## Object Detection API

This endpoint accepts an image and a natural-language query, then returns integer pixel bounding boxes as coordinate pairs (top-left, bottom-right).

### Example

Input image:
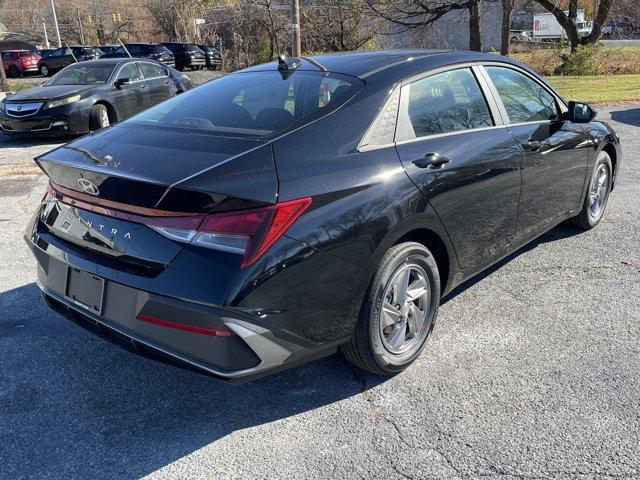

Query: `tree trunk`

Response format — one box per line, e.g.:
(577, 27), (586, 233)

(0, 63), (8, 92)
(469, 0), (482, 51)
(500, 0), (514, 55)
(582, 0), (613, 45)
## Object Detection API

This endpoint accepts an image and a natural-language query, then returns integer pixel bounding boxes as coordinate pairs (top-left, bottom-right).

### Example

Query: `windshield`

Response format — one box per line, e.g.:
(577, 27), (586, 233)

(46, 64), (114, 85)
(129, 70), (363, 138)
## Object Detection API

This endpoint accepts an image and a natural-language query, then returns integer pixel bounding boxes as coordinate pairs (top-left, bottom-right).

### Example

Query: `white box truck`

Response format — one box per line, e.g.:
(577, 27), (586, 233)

(533, 10), (592, 40)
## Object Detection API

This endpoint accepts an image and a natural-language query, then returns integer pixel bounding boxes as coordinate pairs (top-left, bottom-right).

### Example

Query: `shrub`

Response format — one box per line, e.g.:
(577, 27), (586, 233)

(554, 43), (600, 76)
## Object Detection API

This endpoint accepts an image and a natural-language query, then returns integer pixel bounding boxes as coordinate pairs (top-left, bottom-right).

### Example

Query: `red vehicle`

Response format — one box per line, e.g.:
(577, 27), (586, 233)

(2, 50), (39, 78)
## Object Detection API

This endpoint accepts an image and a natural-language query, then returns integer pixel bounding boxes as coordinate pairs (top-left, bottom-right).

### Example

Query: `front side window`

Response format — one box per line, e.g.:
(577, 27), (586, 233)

(485, 66), (559, 123)
(129, 71), (363, 138)
(399, 68), (493, 141)
(117, 63), (143, 82)
(139, 62), (166, 78)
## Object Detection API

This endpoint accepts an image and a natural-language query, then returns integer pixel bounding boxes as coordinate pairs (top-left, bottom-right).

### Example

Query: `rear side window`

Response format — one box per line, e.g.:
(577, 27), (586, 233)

(485, 66), (559, 123)
(129, 71), (363, 138)
(398, 68), (493, 141)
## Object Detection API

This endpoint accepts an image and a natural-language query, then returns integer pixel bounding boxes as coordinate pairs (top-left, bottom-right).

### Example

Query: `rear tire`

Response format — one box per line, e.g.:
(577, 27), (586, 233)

(89, 104), (110, 131)
(8, 65), (20, 78)
(341, 242), (440, 375)
(39, 64), (50, 76)
(568, 151), (612, 230)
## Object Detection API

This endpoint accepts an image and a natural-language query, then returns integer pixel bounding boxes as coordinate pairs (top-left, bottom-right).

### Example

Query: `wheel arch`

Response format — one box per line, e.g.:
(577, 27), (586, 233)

(92, 100), (118, 124)
(601, 142), (618, 190)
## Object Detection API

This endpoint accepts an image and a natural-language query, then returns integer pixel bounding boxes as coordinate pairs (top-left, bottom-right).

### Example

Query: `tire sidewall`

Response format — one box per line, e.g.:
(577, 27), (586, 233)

(40, 65), (49, 76)
(368, 244), (440, 372)
(586, 151), (613, 227)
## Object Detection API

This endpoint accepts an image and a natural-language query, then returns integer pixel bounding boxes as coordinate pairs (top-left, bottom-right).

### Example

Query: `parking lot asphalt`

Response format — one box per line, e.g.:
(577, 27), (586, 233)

(0, 106), (639, 479)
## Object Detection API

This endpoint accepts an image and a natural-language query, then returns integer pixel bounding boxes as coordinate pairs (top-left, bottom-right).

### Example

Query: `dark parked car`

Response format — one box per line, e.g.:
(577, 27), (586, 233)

(36, 48), (57, 58)
(0, 58), (191, 136)
(25, 51), (621, 383)
(97, 44), (120, 55)
(161, 42), (205, 70)
(196, 44), (222, 70)
(2, 50), (39, 77)
(37, 46), (103, 76)
(101, 43), (176, 68)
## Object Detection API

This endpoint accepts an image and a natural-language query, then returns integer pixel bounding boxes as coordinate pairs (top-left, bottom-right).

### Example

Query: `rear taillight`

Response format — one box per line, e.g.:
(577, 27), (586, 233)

(47, 182), (310, 268)
(151, 198), (312, 267)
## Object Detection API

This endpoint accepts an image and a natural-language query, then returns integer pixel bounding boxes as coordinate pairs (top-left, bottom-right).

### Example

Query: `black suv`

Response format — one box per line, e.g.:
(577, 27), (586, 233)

(160, 43), (205, 71)
(37, 46), (102, 76)
(196, 44), (222, 70)
(106, 43), (176, 68)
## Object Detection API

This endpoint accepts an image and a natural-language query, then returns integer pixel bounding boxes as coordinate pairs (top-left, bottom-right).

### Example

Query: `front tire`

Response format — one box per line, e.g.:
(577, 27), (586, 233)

(342, 242), (440, 375)
(89, 104), (110, 131)
(569, 151), (613, 230)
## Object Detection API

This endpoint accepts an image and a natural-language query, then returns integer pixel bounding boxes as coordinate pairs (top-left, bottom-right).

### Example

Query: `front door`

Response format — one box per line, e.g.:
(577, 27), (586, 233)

(395, 67), (523, 270)
(112, 62), (147, 120)
(138, 62), (173, 107)
(482, 65), (590, 237)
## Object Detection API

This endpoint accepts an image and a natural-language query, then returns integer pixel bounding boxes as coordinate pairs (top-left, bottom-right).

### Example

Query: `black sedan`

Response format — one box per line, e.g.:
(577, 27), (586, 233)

(25, 51), (621, 383)
(37, 45), (103, 76)
(1, 58), (192, 136)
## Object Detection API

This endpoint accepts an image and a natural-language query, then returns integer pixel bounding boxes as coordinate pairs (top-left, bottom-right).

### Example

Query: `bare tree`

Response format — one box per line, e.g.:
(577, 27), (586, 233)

(500, 0), (514, 55)
(146, 0), (203, 41)
(533, 0), (613, 52)
(303, 0), (378, 52)
(366, 0), (486, 51)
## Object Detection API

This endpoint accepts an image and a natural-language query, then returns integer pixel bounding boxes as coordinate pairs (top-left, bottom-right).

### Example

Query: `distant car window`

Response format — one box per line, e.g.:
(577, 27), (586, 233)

(128, 44), (141, 54)
(139, 62), (166, 78)
(130, 71), (363, 138)
(1, 52), (10, 60)
(46, 64), (114, 85)
(399, 68), (493, 140)
(163, 43), (180, 53)
(152, 45), (171, 54)
(485, 66), (559, 123)
(117, 62), (143, 82)
(54, 47), (70, 56)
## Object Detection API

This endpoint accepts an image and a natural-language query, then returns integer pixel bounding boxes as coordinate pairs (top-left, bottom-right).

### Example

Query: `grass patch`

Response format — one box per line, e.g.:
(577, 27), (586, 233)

(515, 45), (640, 76)
(548, 74), (640, 104)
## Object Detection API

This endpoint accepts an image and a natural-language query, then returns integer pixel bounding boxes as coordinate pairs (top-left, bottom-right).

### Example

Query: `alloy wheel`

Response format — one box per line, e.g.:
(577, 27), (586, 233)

(589, 163), (609, 219)
(379, 263), (431, 355)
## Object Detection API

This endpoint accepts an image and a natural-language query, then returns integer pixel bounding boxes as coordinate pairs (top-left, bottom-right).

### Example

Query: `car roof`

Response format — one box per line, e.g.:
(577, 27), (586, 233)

(238, 49), (533, 82)
(68, 58), (136, 67)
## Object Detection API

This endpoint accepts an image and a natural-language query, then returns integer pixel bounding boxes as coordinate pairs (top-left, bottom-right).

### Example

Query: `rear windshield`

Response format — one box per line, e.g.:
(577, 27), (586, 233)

(19, 52), (34, 57)
(129, 70), (363, 138)
(186, 44), (203, 53)
(152, 45), (172, 54)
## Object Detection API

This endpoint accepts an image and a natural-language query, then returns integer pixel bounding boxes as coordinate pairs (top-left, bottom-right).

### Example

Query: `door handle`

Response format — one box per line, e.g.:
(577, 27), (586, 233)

(520, 140), (541, 151)
(139, 84), (148, 89)
(163, 80), (170, 84)
(412, 153), (451, 169)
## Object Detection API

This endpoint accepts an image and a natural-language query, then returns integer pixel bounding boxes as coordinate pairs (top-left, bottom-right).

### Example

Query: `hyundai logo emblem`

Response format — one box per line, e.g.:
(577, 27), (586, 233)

(78, 178), (99, 195)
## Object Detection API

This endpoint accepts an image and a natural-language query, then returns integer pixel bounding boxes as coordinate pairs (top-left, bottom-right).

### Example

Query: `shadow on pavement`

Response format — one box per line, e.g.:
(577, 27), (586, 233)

(0, 282), (384, 479)
(0, 133), (72, 148)
(609, 107), (640, 127)
(443, 224), (583, 304)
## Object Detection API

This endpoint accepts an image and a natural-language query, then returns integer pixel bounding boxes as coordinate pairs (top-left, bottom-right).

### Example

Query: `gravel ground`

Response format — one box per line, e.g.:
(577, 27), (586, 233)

(0, 106), (639, 479)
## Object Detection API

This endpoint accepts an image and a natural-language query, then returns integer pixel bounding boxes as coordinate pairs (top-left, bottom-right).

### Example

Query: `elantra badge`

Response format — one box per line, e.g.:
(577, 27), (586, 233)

(78, 178), (99, 195)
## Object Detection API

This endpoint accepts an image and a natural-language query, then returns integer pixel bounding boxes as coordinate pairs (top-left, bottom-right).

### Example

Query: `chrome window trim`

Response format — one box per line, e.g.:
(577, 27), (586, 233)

(478, 63), (568, 126)
(395, 65), (500, 144)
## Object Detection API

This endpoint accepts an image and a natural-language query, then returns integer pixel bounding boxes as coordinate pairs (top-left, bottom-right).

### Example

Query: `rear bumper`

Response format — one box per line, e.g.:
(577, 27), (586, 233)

(25, 220), (343, 383)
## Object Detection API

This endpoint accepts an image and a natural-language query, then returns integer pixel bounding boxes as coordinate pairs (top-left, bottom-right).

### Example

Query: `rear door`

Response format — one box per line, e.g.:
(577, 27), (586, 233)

(480, 65), (589, 237)
(138, 61), (173, 107)
(395, 66), (523, 270)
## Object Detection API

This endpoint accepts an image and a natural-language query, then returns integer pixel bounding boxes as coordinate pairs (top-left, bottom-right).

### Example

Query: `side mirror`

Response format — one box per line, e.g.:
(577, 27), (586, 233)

(114, 78), (131, 89)
(565, 101), (597, 123)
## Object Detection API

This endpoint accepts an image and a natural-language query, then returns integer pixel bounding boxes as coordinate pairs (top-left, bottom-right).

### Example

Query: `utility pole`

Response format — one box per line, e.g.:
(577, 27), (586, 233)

(43, 18), (50, 48)
(77, 8), (85, 44)
(290, 0), (301, 57)
(50, 0), (62, 47)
